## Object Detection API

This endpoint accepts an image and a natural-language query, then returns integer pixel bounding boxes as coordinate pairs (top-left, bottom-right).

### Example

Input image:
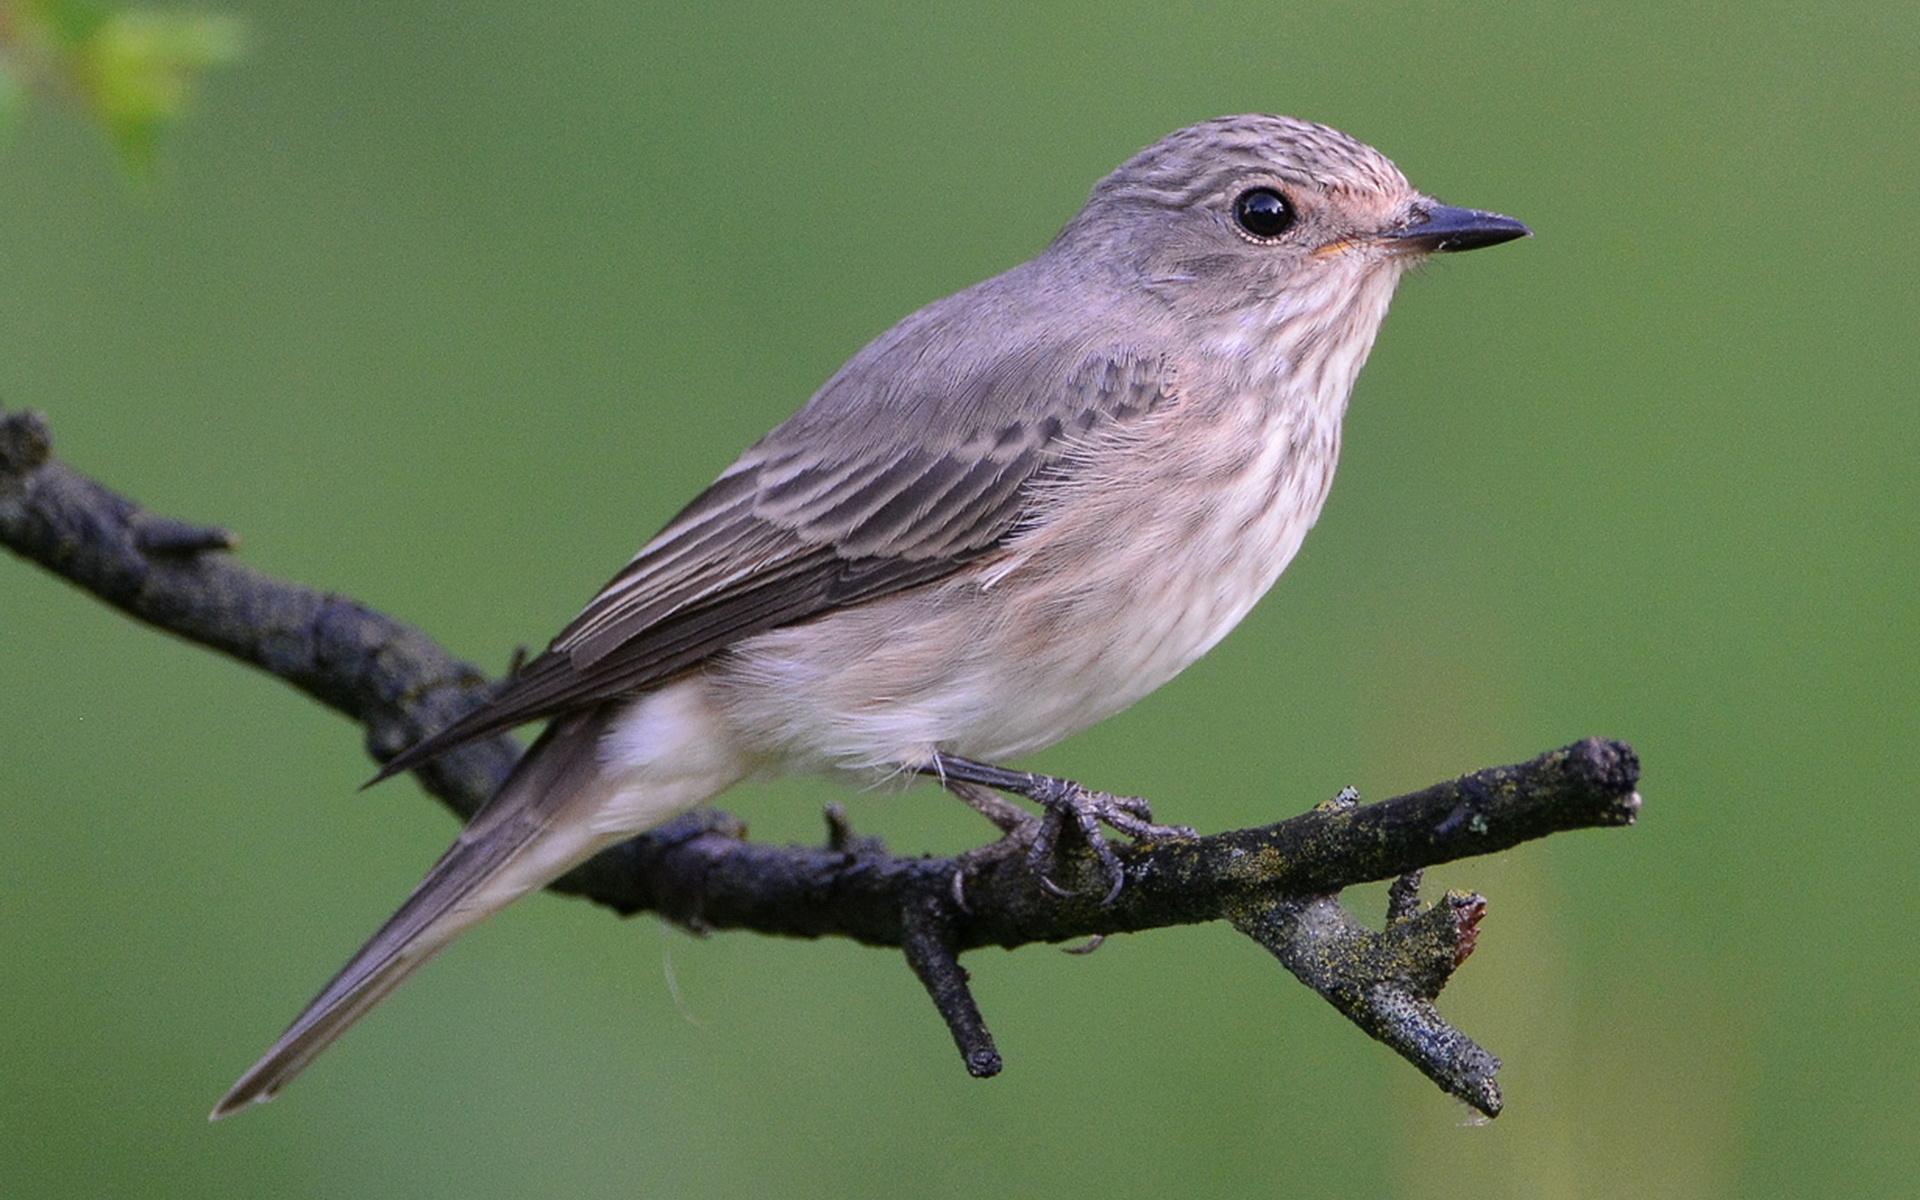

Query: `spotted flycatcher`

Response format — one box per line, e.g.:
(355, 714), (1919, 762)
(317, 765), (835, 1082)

(213, 114), (1528, 1116)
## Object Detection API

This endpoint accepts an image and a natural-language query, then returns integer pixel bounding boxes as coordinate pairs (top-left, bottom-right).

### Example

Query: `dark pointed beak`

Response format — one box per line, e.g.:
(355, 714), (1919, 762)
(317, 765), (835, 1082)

(1382, 203), (1531, 253)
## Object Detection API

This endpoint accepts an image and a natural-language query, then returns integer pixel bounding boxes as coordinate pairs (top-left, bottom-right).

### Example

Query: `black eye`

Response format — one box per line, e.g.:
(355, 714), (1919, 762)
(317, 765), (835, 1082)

(1233, 187), (1296, 240)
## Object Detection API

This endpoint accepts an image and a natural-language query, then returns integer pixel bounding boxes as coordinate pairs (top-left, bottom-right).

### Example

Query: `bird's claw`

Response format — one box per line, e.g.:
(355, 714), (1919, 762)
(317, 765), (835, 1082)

(929, 755), (1193, 906)
(1022, 779), (1194, 905)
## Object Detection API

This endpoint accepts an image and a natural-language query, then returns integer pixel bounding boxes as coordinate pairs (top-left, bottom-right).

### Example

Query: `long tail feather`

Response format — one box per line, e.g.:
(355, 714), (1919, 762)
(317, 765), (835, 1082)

(212, 708), (616, 1119)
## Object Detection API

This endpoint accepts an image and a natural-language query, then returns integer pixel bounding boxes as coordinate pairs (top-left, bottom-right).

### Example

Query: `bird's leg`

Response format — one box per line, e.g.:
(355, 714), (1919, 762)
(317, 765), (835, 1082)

(937, 780), (1037, 911)
(942, 778), (1033, 835)
(922, 753), (1195, 904)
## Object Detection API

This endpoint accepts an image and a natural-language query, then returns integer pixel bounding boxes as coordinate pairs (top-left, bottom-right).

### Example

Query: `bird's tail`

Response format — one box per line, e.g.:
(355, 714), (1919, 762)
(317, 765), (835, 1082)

(211, 708), (622, 1119)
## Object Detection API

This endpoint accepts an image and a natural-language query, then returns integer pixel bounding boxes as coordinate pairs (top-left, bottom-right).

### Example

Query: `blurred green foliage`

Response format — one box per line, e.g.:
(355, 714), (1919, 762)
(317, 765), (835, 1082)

(1, 2), (1916, 1198)
(0, 0), (240, 168)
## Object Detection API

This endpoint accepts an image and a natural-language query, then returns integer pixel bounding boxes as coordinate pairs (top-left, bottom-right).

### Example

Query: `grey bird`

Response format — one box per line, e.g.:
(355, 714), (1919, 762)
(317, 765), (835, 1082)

(212, 114), (1528, 1117)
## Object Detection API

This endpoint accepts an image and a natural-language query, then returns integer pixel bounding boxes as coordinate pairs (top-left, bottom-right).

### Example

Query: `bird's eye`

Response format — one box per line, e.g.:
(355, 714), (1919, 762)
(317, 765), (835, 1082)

(1233, 188), (1297, 240)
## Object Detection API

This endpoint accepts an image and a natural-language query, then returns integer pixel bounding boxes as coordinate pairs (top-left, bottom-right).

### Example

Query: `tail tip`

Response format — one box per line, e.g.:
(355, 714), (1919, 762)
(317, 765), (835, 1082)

(208, 1082), (276, 1122)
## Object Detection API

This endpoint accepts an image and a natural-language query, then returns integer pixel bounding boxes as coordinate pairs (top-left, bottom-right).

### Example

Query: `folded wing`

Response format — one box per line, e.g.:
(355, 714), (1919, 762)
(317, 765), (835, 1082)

(372, 345), (1179, 783)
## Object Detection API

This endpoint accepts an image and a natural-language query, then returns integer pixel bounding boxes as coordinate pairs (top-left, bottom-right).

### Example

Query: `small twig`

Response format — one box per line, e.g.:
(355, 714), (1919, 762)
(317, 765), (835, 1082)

(1234, 883), (1499, 1114)
(901, 889), (1002, 1078)
(131, 514), (238, 555)
(0, 404), (519, 824)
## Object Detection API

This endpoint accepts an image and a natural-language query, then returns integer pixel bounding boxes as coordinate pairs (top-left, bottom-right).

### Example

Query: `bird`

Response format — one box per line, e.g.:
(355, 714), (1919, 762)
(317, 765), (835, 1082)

(211, 113), (1528, 1117)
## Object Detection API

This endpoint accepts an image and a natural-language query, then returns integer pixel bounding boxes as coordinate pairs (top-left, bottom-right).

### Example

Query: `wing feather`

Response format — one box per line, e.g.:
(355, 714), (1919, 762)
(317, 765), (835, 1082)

(371, 325), (1179, 784)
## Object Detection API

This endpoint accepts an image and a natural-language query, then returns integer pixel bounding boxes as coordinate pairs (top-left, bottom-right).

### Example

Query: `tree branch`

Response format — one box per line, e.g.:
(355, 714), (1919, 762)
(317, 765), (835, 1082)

(1, 404), (1640, 1117)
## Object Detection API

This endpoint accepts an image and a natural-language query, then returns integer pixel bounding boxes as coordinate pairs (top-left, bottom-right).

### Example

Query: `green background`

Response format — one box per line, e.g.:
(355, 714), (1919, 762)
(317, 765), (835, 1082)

(3, 1), (1914, 1196)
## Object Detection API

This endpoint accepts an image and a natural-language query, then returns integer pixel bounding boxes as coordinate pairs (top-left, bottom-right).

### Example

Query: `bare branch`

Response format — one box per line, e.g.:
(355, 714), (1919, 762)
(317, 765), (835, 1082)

(2, 404), (1640, 1116)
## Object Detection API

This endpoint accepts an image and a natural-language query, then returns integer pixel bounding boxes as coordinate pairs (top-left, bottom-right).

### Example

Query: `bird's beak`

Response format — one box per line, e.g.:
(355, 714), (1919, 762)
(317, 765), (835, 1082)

(1378, 203), (1531, 253)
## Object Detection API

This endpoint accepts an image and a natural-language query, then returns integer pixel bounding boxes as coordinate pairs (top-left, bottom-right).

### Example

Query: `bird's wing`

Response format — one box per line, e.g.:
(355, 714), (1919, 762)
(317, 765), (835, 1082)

(370, 343), (1177, 782)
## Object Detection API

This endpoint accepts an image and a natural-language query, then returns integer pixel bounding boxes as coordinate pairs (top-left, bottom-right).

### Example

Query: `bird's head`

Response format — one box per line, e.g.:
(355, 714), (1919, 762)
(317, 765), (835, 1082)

(1053, 114), (1528, 333)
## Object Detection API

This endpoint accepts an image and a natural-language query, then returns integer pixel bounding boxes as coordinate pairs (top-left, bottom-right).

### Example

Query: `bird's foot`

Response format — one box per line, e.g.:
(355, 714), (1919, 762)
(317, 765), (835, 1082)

(1021, 777), (1194, 904)
(927, 754), (1195, 905)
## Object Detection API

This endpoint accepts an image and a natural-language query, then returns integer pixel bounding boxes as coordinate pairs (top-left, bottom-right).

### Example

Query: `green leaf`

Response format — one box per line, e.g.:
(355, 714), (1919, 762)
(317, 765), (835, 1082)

(77, 10), (244, 168)
(0, 1), (245, 171)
